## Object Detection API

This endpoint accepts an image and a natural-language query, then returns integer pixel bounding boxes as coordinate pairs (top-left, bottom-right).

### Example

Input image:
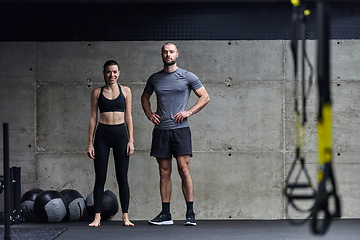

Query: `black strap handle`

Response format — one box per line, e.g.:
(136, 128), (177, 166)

(311, 163), (341, 234)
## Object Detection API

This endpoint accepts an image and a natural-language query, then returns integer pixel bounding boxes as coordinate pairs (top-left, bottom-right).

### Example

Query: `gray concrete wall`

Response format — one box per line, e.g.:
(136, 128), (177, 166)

(0, 40), (359, 220)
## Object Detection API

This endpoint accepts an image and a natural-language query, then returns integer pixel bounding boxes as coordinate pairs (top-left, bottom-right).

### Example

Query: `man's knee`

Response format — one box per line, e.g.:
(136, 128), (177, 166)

(178, 166), (191, 181)
(159, 167), (172, 179)
(157, 158), (172, 178)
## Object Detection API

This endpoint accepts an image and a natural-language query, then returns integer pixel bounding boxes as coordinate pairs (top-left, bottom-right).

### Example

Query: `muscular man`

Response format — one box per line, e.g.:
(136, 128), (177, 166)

(141, 42), (210, 226)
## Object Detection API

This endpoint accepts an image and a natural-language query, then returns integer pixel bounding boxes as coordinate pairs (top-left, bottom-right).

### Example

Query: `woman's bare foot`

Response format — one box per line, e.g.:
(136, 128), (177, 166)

(89, 213), (101, 227)
(123, 213), (134, 226)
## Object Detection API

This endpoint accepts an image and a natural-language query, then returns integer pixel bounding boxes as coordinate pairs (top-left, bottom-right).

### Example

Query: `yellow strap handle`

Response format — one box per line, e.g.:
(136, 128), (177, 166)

(291, 0), (300, 7)
(317, 103), (333, 181)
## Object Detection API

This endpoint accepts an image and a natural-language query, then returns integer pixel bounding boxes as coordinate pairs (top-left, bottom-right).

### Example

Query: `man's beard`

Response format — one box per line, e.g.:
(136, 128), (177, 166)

(163, 58), (176, 66)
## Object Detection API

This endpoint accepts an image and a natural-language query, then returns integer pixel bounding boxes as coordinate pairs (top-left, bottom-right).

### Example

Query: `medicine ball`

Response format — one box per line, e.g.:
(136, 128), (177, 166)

(86, 189), (118, 221)
(60, 189), (86, 222)
(33, 190), (68, 223)
(21, 189), (43, 222)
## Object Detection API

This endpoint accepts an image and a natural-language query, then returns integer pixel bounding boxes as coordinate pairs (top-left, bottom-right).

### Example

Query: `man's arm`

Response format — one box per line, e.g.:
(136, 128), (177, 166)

(141, 91), (161, 125)
(173, 86), (210, 123)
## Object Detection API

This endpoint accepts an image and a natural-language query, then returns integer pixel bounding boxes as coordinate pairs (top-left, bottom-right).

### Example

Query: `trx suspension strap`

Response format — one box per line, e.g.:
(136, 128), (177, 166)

(285, 0), (341, 234)
(312, 0), (341, 234)
(284, 0), (316, 224)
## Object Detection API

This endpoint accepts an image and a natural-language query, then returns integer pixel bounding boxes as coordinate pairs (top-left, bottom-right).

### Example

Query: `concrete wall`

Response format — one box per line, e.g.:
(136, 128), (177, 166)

(0, 40), (359, 220)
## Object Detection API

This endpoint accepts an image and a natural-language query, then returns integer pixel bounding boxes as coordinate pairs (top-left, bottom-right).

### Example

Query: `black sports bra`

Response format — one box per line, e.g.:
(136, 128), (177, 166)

(98, 85), (126, 113)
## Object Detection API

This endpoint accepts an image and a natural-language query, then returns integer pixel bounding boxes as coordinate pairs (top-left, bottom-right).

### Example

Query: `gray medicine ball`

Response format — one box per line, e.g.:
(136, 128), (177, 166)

(33, 190), (68, 223)
(61, 189), (86, 221)
(85, 189), (118, 221)
(21, 188), (43, 222)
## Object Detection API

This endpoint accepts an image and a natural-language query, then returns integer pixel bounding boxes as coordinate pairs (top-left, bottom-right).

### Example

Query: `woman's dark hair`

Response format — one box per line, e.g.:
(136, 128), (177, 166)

(103, 60), (119, 72)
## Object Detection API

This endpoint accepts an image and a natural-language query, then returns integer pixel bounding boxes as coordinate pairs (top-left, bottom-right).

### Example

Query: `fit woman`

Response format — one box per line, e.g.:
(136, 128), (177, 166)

(87, 60), (134, 227)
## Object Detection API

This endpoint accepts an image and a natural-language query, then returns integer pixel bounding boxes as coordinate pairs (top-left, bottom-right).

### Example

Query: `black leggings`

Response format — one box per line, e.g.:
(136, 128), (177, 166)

(93, 123), (130, 214)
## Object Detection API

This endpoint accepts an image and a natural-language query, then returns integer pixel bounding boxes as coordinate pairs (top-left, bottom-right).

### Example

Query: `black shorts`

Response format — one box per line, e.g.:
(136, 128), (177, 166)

(150, 127), (192, 158)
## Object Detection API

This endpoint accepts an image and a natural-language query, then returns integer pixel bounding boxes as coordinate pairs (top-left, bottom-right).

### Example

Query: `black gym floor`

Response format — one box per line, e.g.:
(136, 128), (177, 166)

(2, 219), (360, 240)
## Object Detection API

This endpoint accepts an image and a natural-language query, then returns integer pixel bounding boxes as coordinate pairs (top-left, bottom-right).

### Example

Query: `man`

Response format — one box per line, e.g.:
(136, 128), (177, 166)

(141, 42), (210, 226)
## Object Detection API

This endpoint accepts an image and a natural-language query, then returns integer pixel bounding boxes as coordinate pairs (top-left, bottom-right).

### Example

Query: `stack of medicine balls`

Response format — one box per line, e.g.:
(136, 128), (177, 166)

(20, 189), (118, 223)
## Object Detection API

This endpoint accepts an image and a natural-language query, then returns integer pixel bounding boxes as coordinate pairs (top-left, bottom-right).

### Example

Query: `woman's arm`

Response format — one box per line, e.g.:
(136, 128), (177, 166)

(87, 88), (100, 159)
(123, 86), (134, 155)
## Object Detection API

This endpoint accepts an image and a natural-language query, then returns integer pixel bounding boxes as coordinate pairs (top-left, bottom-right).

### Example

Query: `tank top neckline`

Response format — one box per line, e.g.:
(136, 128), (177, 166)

(101, 85), (122, 101)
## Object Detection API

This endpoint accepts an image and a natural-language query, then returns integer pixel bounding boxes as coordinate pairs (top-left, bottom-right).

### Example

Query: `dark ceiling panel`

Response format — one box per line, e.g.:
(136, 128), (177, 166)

(0, 1), (359, 41)
(0, 0), (290, 3)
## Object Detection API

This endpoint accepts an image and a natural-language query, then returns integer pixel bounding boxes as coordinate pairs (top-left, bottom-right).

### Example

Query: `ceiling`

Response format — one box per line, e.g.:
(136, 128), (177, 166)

(0, 0), (293, 3)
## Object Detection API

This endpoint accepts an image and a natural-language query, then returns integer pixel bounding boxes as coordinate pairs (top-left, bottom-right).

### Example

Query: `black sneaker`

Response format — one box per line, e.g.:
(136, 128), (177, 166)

(148, 212), (174, 225)
(184, 211), (196, 226)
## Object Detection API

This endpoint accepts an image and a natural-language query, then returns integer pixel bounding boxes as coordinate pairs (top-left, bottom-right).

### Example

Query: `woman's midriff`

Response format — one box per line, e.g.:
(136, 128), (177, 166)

(99, 112), (125, 125)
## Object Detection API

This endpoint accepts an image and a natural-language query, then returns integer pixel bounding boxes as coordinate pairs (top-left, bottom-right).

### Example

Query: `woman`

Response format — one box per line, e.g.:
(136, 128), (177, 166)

(87, 60), (134, 227)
